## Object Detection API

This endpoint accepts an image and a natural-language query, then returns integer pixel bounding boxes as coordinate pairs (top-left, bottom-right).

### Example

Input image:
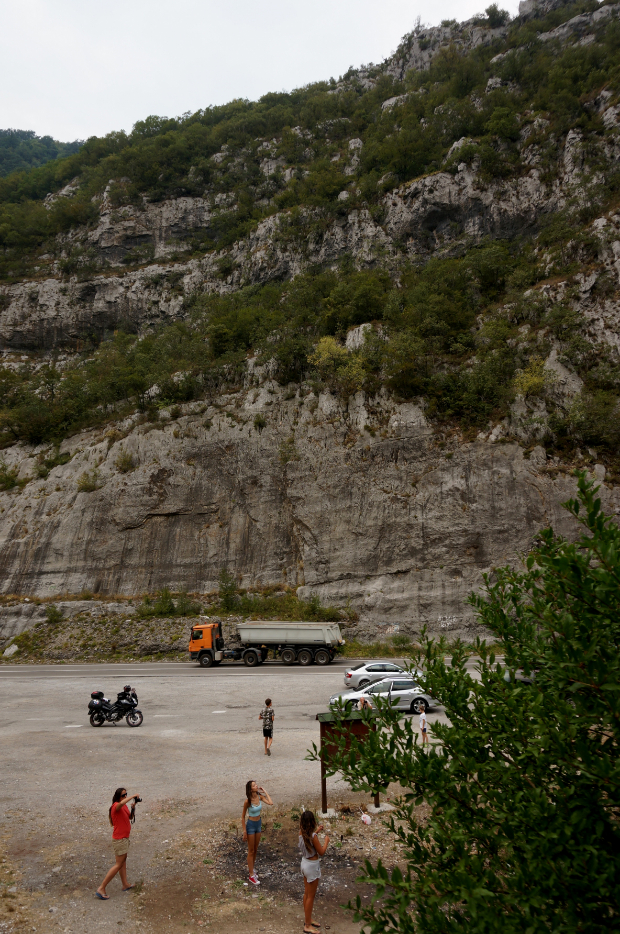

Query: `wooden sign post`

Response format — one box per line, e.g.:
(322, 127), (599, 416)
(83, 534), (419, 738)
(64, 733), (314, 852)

(315, 710), (386, 815)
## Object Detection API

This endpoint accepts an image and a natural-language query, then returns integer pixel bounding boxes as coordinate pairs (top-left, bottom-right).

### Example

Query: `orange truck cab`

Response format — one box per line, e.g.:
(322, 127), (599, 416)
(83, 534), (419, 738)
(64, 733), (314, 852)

(188, 622), (225, 667)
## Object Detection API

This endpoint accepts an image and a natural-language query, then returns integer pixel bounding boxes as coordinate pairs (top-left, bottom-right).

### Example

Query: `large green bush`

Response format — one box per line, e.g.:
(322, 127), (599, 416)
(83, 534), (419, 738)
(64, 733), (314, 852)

(315, 474), (620, 933)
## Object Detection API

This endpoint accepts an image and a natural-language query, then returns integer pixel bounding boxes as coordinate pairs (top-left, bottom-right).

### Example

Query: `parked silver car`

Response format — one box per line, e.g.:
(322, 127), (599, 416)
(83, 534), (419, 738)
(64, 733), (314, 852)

(503, 667), (537, 685)
(330, 676), (439, 714)
(344, 661), (423, 689)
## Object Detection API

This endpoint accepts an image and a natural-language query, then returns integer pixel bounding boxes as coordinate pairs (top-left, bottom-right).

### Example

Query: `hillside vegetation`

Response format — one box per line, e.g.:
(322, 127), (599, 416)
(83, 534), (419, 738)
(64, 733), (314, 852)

(1, 0), (616, 265)
(2, 0), (620, 466)
(0, 129), (82, 178)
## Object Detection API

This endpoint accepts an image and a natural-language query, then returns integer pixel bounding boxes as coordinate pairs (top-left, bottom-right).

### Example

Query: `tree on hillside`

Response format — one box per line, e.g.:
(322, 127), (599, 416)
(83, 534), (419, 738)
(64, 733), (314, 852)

(0, 128), (82, 177)
(313, 472), (620, 933)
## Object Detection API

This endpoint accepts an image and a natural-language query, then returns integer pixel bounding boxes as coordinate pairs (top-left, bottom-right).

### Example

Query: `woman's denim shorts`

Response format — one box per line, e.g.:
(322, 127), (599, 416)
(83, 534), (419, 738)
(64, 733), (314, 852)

(246, 818), (262, 834)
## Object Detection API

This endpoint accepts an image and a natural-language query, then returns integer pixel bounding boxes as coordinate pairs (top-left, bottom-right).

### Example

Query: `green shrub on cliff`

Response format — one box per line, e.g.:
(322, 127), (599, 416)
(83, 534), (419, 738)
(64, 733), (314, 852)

(0, 236), (618, 454)
(136, 588), (202, 618)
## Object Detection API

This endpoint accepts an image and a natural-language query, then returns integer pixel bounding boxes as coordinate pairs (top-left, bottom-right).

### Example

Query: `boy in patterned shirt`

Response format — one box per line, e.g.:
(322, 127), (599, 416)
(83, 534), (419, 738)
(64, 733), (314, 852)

(259, 698), (275, 756)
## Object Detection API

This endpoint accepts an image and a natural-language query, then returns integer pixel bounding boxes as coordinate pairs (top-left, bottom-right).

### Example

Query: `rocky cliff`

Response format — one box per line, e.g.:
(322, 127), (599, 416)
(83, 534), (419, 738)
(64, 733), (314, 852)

(1, 0), (620, 641)
(0, 384), (616, 642)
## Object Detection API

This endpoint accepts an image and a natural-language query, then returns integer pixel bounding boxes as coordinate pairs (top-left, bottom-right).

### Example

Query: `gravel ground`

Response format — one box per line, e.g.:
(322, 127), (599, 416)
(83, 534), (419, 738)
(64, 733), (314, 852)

(0, 664), (440, 933)
(0, 796), (417, 934)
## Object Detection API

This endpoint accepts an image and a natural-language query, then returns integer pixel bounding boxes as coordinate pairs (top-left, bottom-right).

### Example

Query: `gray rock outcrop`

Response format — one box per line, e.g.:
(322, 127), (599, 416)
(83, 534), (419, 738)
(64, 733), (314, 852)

(0, 386), (616, 642)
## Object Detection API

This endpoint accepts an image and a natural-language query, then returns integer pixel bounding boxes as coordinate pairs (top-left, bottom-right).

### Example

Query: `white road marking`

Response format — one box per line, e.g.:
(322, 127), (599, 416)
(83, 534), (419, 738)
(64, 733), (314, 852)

(64, 725), (83, 728)
(212, 710), (227, 713)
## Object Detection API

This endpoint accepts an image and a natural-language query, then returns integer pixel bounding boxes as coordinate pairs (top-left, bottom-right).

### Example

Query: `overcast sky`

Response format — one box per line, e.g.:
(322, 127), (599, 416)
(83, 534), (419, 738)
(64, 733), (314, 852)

(1, 0), (521, 142)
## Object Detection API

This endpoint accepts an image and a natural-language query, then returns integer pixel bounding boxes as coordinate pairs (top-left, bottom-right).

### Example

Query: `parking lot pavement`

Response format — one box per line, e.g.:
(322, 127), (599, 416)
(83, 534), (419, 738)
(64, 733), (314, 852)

(0, 660), (454, 808)
(0, 664), (384, 807)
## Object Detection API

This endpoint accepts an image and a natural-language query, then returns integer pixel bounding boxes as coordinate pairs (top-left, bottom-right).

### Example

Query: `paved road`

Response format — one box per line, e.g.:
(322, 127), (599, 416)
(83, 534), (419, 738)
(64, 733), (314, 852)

(0, 658), (356, 679)
(0, 655), (489, 679)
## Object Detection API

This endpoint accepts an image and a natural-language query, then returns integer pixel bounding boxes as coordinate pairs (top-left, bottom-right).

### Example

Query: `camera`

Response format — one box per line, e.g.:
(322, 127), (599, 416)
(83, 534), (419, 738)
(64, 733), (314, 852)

(134, 796), (142, 803)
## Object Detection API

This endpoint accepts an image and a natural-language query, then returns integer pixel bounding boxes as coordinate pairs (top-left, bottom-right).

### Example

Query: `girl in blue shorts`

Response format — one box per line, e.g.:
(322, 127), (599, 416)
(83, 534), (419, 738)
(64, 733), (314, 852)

(242, 780), (273, 885)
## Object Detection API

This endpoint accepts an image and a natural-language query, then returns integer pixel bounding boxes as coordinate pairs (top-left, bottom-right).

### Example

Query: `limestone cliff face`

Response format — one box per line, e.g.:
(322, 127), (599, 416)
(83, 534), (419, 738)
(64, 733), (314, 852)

(0, 385), (616, 640)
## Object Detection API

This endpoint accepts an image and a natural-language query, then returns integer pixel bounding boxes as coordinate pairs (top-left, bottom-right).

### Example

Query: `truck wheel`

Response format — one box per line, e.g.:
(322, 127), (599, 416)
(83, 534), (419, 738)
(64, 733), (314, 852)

(298, 649), (313, 666)
(315, 649), (330, 666)
(281, 648), (295, 665)
(199, 654), (213, 668)
(244, 651), (259, 667)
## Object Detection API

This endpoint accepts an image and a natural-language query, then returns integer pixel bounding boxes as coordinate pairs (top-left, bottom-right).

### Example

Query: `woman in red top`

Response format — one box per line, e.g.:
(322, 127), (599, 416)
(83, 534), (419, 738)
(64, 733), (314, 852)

(96, 787), (140, 899)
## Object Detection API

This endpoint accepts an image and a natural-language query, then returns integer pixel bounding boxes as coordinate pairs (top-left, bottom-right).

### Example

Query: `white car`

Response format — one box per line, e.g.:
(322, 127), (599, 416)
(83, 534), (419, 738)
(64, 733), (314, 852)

(344, 661), (423, 690)
(330, 676), (439, 714)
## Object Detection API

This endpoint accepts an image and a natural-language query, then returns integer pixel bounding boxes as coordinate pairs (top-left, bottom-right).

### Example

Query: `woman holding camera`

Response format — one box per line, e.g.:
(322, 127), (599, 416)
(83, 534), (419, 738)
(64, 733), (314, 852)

(96, 787), (140, 899)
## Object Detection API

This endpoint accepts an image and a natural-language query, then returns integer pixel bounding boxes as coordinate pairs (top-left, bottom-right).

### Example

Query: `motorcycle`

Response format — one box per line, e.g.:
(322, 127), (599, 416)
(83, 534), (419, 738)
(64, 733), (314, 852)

(88, 684), (144, 727)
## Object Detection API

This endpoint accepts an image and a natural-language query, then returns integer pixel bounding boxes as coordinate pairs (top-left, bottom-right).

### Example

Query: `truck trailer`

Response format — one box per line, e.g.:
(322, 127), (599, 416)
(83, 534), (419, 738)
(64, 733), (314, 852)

(188, 619), (345, 668)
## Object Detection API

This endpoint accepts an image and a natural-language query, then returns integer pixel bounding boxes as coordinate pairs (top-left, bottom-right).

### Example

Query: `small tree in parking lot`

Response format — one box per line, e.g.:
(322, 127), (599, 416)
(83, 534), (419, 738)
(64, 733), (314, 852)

(312, 473), (620, 934)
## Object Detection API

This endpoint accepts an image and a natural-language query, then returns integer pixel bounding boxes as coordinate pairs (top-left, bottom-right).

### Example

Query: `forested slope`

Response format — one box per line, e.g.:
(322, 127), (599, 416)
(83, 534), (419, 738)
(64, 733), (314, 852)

(1, 0), (619, 467)
(0, 129), (82, 178)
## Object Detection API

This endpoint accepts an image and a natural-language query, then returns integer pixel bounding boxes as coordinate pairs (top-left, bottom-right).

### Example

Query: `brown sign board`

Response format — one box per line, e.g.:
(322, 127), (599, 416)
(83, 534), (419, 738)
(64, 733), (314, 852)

(315, 710), (381, 813)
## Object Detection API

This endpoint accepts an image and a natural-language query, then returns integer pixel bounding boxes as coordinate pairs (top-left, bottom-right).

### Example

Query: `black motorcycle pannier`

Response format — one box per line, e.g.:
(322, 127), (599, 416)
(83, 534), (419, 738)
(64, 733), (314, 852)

(88, 699), (101, 710)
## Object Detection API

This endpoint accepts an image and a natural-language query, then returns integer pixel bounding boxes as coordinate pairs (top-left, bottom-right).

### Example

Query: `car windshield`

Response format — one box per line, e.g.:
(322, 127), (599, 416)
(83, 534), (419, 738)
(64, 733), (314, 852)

(349, 664), (364, 671)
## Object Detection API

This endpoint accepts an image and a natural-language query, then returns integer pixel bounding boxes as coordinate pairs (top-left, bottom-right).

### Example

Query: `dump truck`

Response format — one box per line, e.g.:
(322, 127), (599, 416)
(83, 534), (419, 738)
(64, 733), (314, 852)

(188, 619), (345, 668)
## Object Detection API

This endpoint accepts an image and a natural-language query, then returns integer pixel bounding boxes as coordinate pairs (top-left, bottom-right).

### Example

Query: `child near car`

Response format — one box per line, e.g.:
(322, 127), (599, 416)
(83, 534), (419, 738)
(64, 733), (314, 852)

(419, 708), (428, 745)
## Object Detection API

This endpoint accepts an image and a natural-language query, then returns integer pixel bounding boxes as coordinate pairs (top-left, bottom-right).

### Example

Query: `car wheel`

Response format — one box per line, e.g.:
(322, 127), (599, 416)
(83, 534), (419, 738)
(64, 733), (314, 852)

(315, 649), (330, 666)
(89, 712), (105, 727)
(358, 679), (370, 688)
(281, 648), (295, 665)
(298, 649), (313, 666)
(199, 653), (213, 668)
(411, 698), (428, 714)
(244, 651), (259, 667)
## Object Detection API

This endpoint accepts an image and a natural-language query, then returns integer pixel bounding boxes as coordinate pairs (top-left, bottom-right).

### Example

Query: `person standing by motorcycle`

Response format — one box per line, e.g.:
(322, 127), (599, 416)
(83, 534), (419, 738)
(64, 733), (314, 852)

(96, 787), (140, 899)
